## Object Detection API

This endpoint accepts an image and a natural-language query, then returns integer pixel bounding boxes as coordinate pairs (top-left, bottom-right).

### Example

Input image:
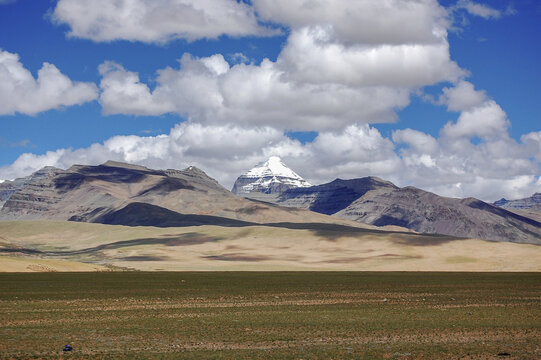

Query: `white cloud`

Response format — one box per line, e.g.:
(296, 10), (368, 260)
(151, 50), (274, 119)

(253, 0), (449, 45)
(0, 123), (294, 189)
(439, 80), (487, 112)
(92, 0), (464, 131)
(389, 130), (540, 200)
(52, 0), (276, 43)
(311, 125), (394, 159)
(278, 26), (464, 88)
(0, 49), (98, 116)
(441, 100), (510, 140)
(389, 96), (539, 200)
(98, 61), (176, 116)
(521, 131), (541, 162)
(95, 9), (463, 129)
(98, 54), (412, 131)
(2, 1), (538, 203)
(0, 123), (400, 190)
(393, 129), (439, 154)
(1, 118), (539, 202)
(455, 0), (502, 19)
(229, 53), (250, 65)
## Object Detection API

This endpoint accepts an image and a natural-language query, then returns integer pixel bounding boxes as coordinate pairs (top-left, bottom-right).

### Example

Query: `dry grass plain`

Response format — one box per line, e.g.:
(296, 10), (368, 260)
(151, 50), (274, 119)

(0, 272), (539, 359)
(0, 220), (540, 272)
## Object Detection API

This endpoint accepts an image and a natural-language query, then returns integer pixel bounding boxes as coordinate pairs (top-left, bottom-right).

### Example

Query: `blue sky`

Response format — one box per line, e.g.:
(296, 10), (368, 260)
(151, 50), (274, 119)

(0, 0), (540, 201)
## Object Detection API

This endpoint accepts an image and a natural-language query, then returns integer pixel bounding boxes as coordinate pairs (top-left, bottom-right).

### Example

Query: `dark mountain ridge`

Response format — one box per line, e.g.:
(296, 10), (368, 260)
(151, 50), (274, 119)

(278, 177), (397, 215)
(274, 177), (541, 244)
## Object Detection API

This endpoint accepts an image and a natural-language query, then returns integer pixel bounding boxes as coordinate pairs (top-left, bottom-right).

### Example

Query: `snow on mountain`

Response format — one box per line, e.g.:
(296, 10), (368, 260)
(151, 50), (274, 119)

(243, 156), (306, 180)
(232, 156), (311, 198)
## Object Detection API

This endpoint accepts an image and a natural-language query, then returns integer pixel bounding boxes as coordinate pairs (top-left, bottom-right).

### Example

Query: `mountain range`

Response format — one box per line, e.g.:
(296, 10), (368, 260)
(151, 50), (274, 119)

(232, 157), (541, 244)
(1, 158), (540, 245)
(0, 160), (365, 228)
(1, 159), (540, 272)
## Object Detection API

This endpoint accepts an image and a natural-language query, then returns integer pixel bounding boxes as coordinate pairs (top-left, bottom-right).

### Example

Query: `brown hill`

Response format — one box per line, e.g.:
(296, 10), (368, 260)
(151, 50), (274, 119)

(0, 161), (372, 228)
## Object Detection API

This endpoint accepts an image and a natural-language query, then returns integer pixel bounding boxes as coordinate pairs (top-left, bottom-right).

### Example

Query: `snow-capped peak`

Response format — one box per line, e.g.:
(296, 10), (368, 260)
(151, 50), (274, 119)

(243, 156), (308, 182)
(232, 156), (311, 196)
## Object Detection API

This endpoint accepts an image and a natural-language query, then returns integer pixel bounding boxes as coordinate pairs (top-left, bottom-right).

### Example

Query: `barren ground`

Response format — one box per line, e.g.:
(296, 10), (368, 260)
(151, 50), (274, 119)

(0, 220), (539, 272)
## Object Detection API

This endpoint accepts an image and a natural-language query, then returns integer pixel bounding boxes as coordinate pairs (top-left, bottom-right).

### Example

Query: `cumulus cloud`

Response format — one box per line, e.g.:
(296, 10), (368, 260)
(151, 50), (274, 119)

(253, 0), (449, 45)
(98, 61), (176, 116)
(0, 123), (401, 190)
(98, 53), (413, 130)
(278, 26), (464, 88)
(304, 124), (401, 180)
(0, 49), (98, 116)
(95, 0), (463, 131)
(439, 80), (487, 112)
(441, 100), (510, 140)
(0, 123), (296, 188)
(393, 129), (439, 155)
(521, 131), (541, 162)
(390, 128), (540, 200)
(391, 95), (539, 200)
(2, 117), (538, 202)
(52, 0), (276, 43)
(2, 0), (539, 202)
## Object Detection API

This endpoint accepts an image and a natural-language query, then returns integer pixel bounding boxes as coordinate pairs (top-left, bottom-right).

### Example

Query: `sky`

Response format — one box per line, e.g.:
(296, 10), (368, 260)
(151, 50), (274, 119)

(0, 0), (540, 202)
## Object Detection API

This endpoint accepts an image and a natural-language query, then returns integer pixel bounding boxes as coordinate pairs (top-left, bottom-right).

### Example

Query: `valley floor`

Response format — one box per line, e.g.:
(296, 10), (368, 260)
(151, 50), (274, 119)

(0, 272), (539, 359)
(0, 220), (540, 272)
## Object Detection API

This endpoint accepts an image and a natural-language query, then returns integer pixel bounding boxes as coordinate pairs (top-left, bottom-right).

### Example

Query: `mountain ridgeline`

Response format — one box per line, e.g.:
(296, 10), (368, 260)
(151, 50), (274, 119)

(494, 193), (541, 210)
(1, 159), (540, 244)
(493, 193), (541, 223)
(0, 161), (360, 228)
(233, 157), (541, 244)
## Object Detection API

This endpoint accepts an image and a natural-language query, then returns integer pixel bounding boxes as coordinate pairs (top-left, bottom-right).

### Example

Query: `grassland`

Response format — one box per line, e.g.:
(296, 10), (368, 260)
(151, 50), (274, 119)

(0, 272), (539, 359)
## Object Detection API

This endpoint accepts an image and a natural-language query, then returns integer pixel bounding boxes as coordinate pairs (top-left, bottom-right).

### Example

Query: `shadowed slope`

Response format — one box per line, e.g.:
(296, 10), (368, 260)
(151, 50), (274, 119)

(90, 202), (255, 228)
(274, 178), (541, 244)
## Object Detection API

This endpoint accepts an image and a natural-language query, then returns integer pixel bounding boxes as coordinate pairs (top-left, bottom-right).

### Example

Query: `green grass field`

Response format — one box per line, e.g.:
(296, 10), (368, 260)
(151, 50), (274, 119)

(1, 272), (539, 359)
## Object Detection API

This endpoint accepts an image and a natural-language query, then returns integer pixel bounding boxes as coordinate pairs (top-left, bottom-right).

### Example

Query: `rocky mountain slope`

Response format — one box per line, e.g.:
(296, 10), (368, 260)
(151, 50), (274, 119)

(232, 156), (311, 202)
(494, 193), (541, 210)
(0, 166), (59, 209)
(3, 161), (540, 244)
(274, 177), (541, 244)
(493, 193), (541, 223)
(0, 161), (366, 228)
(276, 177), (398, 214)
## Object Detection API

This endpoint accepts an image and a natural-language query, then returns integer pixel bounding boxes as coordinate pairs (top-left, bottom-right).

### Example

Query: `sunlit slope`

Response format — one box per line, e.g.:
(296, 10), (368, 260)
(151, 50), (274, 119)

(0, 161), (379, 228)
(1, 220), (539, 272)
